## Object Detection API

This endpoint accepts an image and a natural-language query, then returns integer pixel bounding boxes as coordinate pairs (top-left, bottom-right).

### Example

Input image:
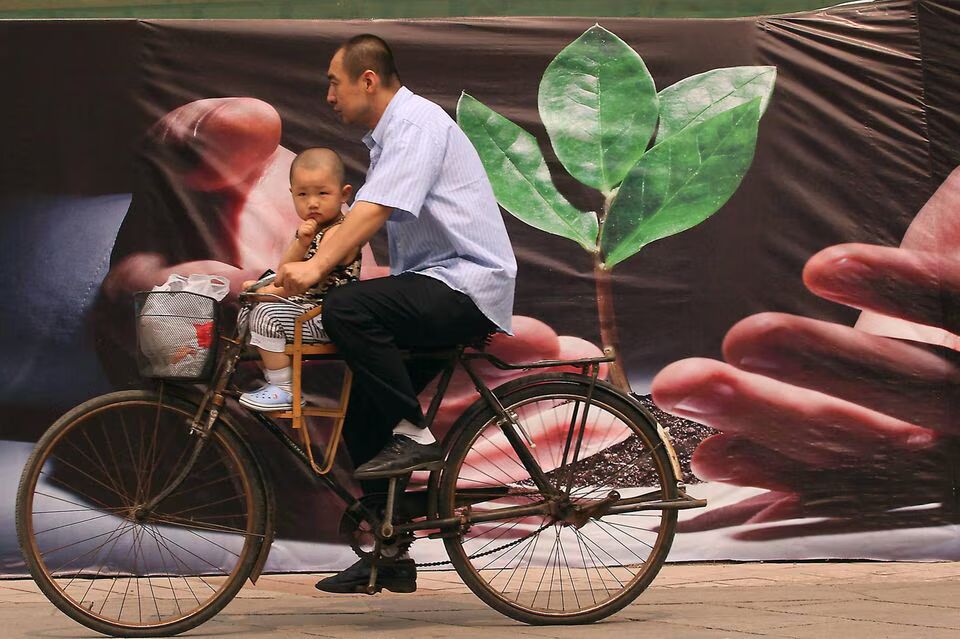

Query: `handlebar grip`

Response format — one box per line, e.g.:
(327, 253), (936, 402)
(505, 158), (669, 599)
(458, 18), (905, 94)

(245, 272), (277, 293)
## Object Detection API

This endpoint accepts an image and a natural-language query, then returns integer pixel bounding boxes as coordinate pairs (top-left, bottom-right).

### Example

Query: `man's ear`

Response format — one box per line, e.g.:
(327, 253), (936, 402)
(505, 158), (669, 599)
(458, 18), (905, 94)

(361, 69), (378, 93)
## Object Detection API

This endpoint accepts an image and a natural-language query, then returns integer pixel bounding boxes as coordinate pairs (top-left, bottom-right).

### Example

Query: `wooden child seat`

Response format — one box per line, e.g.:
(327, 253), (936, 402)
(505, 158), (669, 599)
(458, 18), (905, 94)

(273, 304), (351, 475)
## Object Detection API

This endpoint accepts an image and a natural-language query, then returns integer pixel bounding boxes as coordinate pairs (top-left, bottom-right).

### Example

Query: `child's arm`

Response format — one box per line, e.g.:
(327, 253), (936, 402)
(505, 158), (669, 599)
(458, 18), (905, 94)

(247, 219), (321, 298)
(278, 218), (320, 267)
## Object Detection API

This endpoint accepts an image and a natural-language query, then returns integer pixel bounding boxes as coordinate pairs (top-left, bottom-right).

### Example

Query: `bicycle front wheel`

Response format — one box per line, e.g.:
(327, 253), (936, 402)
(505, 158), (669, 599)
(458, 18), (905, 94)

(440, 374), (678, 625)
(16, 390), (267, 637)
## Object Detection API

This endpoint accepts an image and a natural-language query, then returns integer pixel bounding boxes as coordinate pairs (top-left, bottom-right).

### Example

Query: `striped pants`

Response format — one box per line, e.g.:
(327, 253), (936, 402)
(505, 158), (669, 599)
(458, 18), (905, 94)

(239, 302), (330, 353)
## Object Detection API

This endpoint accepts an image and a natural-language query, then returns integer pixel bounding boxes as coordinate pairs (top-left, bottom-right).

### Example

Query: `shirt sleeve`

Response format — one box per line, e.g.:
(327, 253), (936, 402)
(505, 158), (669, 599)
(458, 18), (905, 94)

(354, 119), (445, 218)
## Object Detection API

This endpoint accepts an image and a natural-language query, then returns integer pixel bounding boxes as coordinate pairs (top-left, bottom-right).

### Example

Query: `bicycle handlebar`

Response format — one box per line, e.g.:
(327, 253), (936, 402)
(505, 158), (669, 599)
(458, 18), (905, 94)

(238, 272), (306, 309)
(244, 272), (277, 292)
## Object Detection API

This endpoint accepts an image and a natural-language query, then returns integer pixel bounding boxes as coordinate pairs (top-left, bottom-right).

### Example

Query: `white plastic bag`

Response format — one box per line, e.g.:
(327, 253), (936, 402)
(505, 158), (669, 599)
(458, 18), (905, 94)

(138, 274), (228, 377)
(151, 273), (230, 300)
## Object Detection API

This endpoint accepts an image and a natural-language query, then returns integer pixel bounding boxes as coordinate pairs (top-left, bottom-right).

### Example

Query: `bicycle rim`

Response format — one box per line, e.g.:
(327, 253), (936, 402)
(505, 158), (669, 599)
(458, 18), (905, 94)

(16, 391), (265, 637)
(441, 378), (677, 624)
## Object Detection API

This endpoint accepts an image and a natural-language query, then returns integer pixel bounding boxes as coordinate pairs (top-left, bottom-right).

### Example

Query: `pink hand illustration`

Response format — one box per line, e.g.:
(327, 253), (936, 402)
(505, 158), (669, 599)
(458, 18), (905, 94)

(101, 97), (301, 300)
(651, 167), (960, 539)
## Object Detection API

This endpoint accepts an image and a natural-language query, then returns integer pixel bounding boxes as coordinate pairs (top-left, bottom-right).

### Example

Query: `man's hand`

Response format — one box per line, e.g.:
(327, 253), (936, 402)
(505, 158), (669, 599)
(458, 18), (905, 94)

(275, 260), (324, 296)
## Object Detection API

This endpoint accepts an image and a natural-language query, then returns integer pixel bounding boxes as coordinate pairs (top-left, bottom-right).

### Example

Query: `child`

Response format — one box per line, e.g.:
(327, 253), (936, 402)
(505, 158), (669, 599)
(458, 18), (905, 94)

(239, 147), (360, 411)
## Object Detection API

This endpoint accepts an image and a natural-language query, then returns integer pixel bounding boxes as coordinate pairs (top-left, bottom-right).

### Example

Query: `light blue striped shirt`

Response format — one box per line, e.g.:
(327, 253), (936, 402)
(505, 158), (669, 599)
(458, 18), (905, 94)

(354, 86), (517, 333)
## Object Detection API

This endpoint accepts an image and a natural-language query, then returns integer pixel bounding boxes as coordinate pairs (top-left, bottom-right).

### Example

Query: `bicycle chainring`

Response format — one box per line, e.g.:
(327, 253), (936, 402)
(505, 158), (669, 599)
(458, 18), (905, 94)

(339, 501), (414, 564)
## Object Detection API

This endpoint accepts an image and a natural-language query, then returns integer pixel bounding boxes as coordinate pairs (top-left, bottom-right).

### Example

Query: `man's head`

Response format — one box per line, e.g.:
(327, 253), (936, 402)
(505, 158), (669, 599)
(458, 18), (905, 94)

(289, 148), (351, 224)
(327, 34), (401, 128)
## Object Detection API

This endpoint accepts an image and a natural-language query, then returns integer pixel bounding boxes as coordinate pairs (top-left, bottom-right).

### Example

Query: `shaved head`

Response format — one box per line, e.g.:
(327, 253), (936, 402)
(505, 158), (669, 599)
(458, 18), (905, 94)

(289, 147), (345, 185)
(337, 34), (400, 85)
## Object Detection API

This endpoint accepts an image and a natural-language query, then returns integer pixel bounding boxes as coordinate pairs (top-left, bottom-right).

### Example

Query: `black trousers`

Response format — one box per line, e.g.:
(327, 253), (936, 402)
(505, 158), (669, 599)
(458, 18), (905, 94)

(322, 273), (495, 494)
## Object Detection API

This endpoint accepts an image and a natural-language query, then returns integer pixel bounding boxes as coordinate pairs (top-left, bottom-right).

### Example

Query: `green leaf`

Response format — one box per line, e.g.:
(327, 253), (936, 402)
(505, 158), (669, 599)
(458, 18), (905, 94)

(600, 98), (762, 269)
(457, 93), (598, 250)
(538, 24), (659, 193)
(656, 66), (776, 143)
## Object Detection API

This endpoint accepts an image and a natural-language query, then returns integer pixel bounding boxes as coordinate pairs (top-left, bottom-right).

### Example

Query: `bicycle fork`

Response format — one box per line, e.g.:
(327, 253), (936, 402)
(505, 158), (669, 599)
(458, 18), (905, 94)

(138, 334), (245, 516)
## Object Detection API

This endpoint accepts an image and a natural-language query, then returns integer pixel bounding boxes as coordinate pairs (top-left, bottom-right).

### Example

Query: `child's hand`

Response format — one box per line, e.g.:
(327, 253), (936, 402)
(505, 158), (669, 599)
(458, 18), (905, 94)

(241, 279), (256, 290)
(297, 219), (319, 244)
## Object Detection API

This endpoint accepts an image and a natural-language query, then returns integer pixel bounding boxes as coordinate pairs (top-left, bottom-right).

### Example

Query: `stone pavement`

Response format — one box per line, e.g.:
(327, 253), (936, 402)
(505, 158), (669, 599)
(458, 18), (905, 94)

(1, 562), (958, 638)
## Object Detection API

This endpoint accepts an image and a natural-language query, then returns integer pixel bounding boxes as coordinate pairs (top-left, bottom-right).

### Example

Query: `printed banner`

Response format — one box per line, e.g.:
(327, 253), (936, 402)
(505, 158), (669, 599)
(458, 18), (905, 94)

(2, 0), (959, 577)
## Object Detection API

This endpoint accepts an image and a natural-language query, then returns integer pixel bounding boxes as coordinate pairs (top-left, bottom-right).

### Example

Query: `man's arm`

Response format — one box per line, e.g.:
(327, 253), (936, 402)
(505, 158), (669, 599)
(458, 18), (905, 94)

(275, 201), (392, 295)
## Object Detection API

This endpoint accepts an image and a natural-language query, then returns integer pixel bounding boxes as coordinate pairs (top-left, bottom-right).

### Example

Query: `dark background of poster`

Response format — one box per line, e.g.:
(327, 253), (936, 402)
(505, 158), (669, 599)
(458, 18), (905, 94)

(1, 0), (958, 569)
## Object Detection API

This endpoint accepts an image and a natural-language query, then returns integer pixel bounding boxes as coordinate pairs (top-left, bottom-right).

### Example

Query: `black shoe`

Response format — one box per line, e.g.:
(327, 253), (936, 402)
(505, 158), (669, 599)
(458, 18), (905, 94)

(315, 557), (416, 594)
(354, 434), (444, 479)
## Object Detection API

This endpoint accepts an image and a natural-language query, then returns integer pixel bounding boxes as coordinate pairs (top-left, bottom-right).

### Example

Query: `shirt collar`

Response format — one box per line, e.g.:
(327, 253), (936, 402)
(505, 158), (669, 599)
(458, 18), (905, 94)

(362, 86), (413, 149)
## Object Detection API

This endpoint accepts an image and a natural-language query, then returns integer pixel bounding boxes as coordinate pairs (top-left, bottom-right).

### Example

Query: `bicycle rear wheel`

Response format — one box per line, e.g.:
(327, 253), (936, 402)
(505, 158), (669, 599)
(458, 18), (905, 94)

(440, 374), (678, 625)
(16, 390), (267, 637)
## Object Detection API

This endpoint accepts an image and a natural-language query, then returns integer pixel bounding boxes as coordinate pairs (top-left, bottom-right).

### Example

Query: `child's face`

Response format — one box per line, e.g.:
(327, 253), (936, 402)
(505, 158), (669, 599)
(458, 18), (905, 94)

(290, 166), (351, 224)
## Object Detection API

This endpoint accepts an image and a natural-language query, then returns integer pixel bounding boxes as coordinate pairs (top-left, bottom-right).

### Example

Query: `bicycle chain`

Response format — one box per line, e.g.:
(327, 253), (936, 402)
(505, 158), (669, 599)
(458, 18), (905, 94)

(414, 522), (553, 568)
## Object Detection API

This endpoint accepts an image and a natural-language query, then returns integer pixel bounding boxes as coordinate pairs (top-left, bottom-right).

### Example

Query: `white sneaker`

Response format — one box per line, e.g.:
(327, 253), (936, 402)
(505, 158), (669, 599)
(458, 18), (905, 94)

(238, 384), (305, 411)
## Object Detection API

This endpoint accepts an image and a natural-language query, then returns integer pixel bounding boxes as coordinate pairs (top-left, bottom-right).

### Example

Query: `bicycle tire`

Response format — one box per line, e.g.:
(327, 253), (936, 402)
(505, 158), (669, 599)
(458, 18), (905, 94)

(16, 390), (267, 637)
(439, 373), (678, 625)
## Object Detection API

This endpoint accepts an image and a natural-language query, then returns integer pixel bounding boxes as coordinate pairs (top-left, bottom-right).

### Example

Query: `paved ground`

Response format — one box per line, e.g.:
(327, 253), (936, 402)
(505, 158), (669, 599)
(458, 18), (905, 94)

(1, 562), (958, 638)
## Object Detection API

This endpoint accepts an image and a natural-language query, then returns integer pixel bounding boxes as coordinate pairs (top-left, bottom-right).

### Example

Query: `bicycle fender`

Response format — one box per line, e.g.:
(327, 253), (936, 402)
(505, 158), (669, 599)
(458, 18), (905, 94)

(440, 372), (683, 486)
(627, 393), (684, 484)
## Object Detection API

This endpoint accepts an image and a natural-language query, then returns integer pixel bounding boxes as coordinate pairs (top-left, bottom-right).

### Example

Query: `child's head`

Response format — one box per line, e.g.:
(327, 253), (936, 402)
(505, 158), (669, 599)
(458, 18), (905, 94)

(289, 147), (352, 225)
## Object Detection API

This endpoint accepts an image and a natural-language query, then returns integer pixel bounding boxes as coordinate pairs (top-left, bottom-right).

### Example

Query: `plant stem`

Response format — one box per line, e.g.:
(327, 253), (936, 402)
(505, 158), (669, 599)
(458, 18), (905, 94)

(595, 193), (631, 393)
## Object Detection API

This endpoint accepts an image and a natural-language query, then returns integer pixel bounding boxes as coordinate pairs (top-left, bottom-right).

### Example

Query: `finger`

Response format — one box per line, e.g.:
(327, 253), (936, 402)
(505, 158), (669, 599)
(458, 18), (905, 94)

(899, 165), (960, 252)
(458, 392), (634, 485)
(722, 312), (960, 435)
(151, 98), (282, 191)
(732, 506), (955, 541)
(804, 244), (960, 338)
(650, 358), (936, 467)
(429, 321), (607, 436)
(675, 491), (790, 533)
(433, 317), (562, 404)
(690, 434), (803, 491)
(483, 316), (561, 376)
(694, 431), (954, 511)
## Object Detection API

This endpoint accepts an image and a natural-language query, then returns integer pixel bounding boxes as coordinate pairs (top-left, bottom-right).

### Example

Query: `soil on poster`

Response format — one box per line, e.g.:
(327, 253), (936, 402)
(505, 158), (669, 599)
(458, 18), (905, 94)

(573, 395), (716, 487)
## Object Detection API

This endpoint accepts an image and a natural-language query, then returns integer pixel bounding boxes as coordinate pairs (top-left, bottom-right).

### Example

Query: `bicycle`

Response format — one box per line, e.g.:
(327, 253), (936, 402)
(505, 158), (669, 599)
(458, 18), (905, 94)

(15, 275), (706, 637)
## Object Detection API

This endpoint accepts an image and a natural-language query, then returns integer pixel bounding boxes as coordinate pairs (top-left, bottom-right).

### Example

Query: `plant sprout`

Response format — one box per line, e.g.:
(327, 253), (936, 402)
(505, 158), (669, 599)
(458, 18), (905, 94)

(458, 24), (776, 390)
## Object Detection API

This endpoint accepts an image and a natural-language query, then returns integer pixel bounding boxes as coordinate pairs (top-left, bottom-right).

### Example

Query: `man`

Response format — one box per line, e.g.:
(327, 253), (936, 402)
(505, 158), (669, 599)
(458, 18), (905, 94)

(275, 34), (517, 593)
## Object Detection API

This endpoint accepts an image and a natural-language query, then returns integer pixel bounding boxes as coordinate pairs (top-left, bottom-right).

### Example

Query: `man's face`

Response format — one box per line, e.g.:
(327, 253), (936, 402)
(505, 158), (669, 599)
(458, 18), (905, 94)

(327, 49), (369, 127)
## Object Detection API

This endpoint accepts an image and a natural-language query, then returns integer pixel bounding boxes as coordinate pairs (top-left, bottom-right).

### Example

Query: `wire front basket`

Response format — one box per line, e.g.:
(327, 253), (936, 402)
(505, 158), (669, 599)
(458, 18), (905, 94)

(134, 291), (220, 380)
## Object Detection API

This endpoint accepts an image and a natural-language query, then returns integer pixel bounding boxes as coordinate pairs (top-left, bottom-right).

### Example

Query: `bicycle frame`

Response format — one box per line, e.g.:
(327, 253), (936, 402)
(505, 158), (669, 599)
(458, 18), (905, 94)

(140, 299), (704, 584)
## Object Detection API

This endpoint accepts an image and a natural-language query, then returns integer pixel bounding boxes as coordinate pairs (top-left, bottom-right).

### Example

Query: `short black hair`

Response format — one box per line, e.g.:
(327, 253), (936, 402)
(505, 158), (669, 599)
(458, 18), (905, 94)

(289, 147), (345, 186)
(338, 34), (400, 84)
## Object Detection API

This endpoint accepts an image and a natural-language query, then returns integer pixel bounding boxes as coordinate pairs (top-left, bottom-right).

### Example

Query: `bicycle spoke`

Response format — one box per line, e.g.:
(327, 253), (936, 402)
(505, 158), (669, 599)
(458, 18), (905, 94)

(497, 518), (547, 596)
(34, 511), (118, 536)
(162, 469), (239, 504)
(67, 435), (127, 504)
(164, 493), (245, 518)
(20, 395), (262, 632)
(45, 455), (130, 507)
(150, 514), (258, 538)
(445, 385), (677, 620)
(75, 518), (132, 611)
